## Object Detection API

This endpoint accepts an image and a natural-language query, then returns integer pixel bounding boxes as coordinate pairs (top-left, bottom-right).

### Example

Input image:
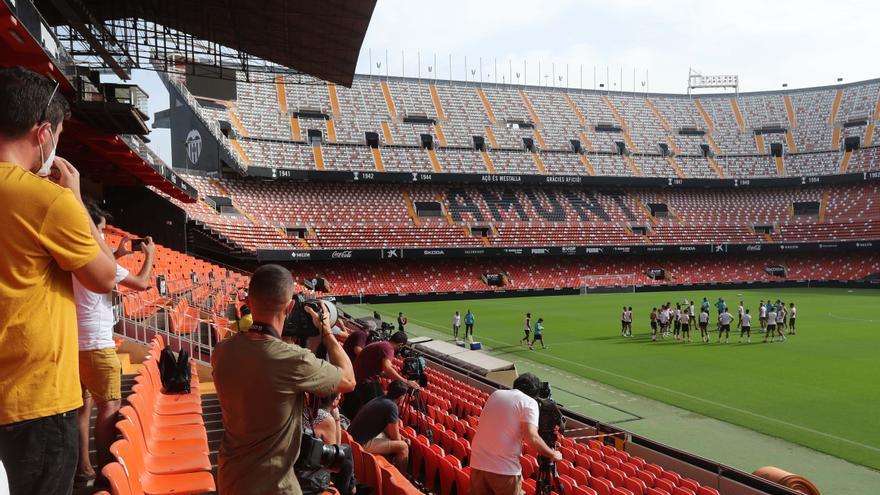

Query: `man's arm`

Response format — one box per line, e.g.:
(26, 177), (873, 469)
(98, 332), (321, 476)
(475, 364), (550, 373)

(381, 358), (420, 390)
(49, 157), (116, 292)
(521, 423), (562, 461)
(306, 304), (355, 393)
(385, 420), (403, 441)
(119, 237), (155, 290)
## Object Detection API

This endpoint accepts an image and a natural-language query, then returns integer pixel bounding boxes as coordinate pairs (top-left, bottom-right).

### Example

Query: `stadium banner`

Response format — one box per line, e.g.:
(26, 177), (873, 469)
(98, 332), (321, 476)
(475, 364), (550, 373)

(246, 166), (880, 188)
(256, 241), (878, 262)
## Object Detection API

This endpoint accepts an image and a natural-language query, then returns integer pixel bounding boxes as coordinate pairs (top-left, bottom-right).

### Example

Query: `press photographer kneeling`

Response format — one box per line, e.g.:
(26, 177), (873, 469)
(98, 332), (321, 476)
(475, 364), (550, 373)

(212, 264), (356, 495)
(470, 373), (563, 495)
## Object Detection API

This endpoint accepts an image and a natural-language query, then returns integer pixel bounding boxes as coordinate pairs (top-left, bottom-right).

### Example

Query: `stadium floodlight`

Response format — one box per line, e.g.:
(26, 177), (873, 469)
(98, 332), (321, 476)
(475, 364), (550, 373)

(687, 68), (739, 95)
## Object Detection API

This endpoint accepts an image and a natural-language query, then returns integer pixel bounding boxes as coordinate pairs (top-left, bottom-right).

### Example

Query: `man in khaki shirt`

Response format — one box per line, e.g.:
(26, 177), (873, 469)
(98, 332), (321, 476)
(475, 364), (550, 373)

(212, 265), (355, 495)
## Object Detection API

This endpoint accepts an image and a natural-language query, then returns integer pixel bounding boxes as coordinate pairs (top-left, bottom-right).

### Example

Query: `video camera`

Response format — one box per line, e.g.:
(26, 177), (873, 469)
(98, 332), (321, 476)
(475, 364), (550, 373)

(534, 381), (566, 495)
(399, 345), (428, 387)
(366, 321), (395, 344)
(283, 294), (338, 339)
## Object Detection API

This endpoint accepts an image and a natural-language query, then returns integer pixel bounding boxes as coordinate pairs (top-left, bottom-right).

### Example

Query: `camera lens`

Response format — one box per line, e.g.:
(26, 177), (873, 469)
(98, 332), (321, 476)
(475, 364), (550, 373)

(320, 443), (350, 469)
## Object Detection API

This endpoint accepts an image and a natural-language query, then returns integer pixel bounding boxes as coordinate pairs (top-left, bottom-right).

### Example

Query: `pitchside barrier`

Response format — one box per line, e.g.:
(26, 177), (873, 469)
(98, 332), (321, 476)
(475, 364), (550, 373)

(337, 278), (878, 304)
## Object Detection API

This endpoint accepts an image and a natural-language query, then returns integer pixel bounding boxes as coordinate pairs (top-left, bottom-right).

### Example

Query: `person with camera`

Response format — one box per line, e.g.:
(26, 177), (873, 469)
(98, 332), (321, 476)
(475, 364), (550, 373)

(342, 324), (368, 363)
(470, 373), (562, 495)
(0, 67), (120, 495)
(342, 331), (419, 418)
(212, 264), (356, 495)
(348, 380), (411, 471)
(74, 200), (157, 485)
(299, 393), (355, 495)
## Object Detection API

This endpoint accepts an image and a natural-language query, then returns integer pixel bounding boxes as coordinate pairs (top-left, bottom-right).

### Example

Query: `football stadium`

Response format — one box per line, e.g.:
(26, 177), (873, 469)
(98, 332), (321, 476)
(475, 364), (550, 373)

(0, 1), (878, 495)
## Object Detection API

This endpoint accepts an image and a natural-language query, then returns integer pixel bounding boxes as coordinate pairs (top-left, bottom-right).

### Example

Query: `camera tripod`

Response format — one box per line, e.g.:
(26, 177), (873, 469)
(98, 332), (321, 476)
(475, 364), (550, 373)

(534, 454), (564, 495)
(400, 387), (433, 441)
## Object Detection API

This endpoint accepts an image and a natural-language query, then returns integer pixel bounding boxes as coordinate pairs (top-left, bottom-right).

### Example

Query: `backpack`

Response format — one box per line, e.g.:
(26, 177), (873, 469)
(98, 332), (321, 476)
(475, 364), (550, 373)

(158, 346), (191, 394)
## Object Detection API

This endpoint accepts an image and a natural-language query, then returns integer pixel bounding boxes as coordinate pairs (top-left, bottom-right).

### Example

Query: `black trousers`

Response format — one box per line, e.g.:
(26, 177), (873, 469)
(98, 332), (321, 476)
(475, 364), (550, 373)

(0, 410), (78, 495)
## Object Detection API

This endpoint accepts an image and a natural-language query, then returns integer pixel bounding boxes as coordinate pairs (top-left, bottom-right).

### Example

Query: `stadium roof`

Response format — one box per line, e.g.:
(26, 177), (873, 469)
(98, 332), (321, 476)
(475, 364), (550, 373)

(35, 0), (376, 86)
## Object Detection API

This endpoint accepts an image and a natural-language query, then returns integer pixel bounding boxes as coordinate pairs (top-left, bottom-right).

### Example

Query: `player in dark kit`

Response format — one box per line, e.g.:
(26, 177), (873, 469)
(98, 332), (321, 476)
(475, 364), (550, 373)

(521, 312), (532, 344)
(650, 308), (658, 341)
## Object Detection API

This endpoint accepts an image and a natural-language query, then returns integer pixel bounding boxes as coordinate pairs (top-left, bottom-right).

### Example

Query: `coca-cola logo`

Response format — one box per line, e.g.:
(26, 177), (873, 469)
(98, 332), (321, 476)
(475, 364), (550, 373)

(331, 250), (353, 259)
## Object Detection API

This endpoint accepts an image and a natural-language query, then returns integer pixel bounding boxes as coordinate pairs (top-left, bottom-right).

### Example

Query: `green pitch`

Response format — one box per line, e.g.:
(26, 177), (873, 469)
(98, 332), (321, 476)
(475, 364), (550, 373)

(368, 288), (880, 470)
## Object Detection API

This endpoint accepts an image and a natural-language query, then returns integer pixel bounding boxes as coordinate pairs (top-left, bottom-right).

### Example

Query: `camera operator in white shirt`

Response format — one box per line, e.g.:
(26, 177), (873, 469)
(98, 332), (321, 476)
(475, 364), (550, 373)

(470, 373), (562, 494)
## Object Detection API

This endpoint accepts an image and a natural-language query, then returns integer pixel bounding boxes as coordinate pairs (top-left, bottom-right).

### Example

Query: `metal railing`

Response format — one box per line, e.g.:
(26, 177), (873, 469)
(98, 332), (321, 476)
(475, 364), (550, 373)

(112, 280), (241, 366)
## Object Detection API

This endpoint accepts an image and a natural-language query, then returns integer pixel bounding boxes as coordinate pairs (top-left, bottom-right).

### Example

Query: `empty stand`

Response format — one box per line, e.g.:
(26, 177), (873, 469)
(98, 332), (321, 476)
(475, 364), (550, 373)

(173, 71), (880, 178)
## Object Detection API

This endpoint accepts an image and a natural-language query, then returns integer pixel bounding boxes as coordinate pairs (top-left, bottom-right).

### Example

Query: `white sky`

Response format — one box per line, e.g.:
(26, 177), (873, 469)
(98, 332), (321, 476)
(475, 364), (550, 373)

(135, 0), (880, 164)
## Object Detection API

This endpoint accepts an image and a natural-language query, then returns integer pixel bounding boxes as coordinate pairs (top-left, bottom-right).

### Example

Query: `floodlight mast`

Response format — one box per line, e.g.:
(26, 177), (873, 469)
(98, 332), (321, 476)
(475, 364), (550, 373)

(687, 68), (740, 95)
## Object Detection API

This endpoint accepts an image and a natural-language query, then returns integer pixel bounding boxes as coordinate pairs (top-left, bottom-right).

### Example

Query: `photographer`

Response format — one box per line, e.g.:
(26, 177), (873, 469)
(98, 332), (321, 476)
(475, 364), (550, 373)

(471, 373), (561, 495)
(342, 332), (419, 418)
(75, 200), (156, 485)
(348, 380), (410, 471)
(342, 324), (368, 363)
(212, 264), (356, 495)
(301, 393), (354, 495)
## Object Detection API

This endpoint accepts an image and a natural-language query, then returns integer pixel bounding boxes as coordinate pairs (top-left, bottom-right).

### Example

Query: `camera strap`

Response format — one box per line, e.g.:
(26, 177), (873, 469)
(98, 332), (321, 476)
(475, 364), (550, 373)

(248, 322), (281, 340)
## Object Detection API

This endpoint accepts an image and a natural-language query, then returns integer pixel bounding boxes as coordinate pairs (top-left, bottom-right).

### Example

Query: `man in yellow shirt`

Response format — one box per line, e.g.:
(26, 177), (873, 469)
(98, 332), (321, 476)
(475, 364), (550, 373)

(0, 67), (118, 495)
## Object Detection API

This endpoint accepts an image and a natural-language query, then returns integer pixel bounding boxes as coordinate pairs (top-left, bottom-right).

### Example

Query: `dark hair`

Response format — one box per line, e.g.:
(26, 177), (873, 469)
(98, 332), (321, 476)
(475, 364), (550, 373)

(248, 264), (294, 311)
(0, 67), (71, 137)
(316, 393), (339, 410)
(83, 197), (112, 225)
(512, 372), (542, 398)
(526, 312), (531, 317)
(386, 380), (408, 400)
(389, 331), (408, 345)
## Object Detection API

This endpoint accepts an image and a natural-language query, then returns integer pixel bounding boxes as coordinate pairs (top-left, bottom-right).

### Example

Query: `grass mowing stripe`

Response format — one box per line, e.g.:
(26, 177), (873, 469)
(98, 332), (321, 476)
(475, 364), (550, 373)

(363, 288), (880, 470)
(383, 307), (880, 452)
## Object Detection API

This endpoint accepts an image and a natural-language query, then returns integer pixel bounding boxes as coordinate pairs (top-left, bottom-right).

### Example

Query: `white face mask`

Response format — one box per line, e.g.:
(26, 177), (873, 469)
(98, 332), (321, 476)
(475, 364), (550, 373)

(36, 127), (57, 177)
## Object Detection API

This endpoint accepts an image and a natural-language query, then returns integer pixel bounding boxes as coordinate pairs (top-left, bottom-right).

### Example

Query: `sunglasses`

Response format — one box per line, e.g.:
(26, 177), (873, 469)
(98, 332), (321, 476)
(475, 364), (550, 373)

(38, 81), (60, 125)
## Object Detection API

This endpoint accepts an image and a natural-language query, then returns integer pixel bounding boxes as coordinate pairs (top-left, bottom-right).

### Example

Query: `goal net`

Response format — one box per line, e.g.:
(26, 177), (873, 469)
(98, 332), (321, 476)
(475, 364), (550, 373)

(579, 274), (637, 294)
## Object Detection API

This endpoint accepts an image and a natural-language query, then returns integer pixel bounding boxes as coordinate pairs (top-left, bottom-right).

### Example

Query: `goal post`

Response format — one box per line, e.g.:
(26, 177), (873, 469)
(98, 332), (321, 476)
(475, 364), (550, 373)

(579, 274), (637, 294)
